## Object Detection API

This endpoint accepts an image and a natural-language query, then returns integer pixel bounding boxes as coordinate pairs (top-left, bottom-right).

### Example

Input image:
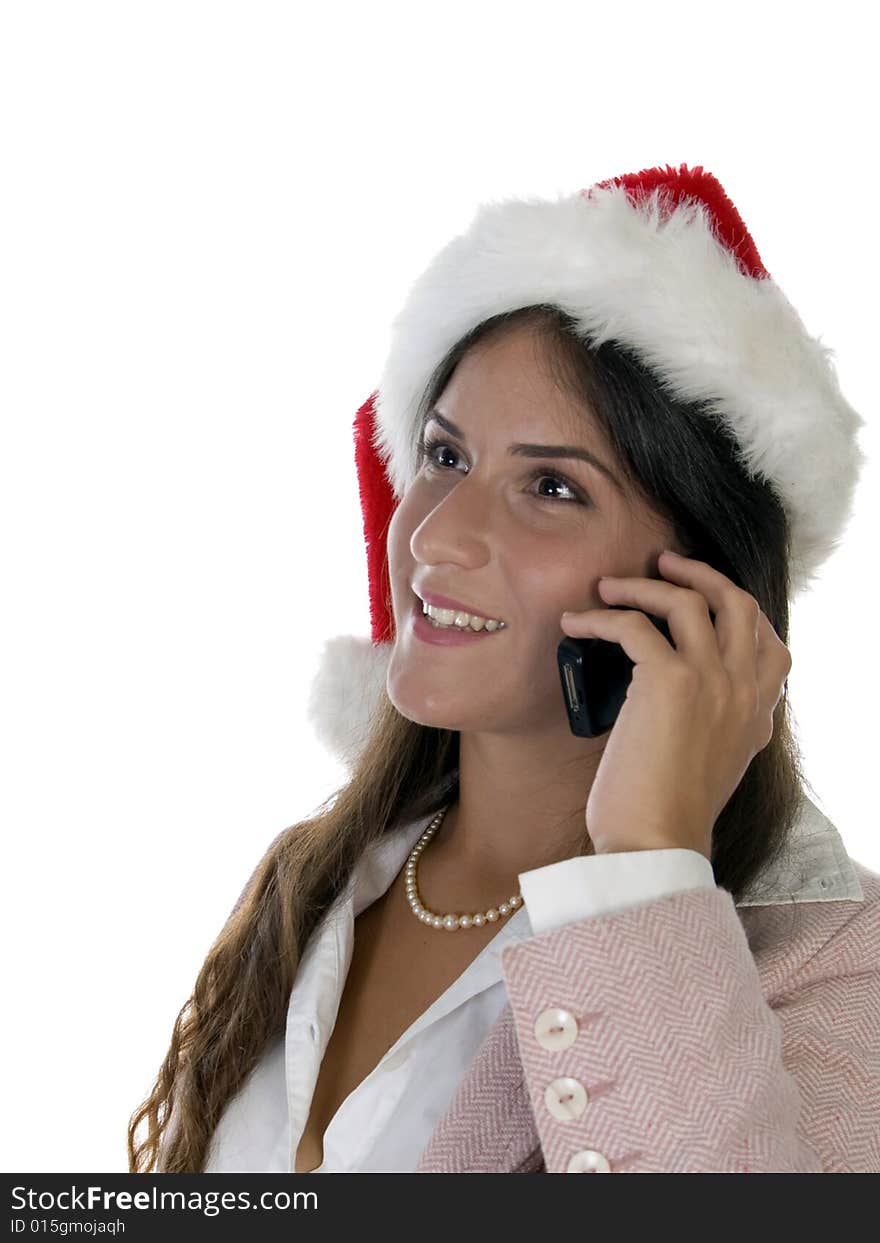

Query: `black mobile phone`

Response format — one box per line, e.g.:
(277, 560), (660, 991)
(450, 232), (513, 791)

(557, 605), (674, 738)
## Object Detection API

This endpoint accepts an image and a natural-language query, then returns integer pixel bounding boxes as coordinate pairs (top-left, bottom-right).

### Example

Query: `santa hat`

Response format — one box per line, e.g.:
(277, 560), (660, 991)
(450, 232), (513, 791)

(307, 162), (867, 770)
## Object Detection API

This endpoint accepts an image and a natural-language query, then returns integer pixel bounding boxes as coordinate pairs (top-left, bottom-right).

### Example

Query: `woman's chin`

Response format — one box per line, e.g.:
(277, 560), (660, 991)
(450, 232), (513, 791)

(386, 685), (464, 732)
(384, 666), (464, 726)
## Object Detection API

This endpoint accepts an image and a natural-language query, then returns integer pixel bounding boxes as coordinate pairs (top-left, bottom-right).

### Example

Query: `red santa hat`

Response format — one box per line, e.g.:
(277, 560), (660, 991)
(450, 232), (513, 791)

(307, 162), (867, 769)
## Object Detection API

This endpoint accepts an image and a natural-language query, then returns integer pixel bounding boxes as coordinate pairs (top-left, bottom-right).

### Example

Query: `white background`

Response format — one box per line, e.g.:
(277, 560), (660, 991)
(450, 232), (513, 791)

(1, 1), (876, 1172)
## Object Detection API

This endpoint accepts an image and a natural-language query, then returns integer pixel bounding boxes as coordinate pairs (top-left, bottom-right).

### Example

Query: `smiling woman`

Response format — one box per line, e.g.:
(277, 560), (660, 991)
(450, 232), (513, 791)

(382, 316), (705, 874)
(129, 165), (878, 1176)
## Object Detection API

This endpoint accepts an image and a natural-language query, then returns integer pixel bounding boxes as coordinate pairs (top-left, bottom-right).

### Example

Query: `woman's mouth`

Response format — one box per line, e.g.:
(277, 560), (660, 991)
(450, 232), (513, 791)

(409, 593), (508, 647)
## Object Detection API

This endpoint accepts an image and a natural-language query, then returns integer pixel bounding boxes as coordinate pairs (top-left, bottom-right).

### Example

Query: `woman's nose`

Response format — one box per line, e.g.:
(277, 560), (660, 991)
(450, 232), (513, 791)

(410, 480), (494, 564)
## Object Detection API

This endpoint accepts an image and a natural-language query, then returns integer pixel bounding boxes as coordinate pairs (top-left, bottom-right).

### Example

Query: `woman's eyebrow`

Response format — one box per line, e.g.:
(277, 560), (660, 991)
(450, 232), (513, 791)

(424, 409), (623, 494)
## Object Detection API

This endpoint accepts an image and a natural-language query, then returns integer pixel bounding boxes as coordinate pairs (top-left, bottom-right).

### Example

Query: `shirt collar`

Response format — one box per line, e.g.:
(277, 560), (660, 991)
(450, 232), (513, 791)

(735, 792), (864, 906)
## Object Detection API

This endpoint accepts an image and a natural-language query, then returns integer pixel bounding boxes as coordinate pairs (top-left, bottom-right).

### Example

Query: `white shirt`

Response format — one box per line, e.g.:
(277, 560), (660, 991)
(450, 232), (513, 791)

(203, 811), (715, 1173)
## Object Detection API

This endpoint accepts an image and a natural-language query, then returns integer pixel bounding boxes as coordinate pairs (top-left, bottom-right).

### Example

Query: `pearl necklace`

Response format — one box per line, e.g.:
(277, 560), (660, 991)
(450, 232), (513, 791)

(405, 805), (524, 931)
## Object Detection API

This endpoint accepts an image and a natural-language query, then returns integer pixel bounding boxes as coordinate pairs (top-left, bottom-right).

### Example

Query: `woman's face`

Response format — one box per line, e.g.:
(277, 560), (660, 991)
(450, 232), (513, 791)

(385, 323), (680, 736)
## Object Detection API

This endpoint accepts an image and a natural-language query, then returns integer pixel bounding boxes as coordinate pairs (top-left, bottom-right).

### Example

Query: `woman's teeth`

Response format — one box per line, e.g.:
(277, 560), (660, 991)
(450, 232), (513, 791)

(421, 601), (506, 632)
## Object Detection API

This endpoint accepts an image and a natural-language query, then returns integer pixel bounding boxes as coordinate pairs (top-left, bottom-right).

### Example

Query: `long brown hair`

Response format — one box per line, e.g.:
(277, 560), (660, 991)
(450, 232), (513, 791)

(128, 303), (808, 1172)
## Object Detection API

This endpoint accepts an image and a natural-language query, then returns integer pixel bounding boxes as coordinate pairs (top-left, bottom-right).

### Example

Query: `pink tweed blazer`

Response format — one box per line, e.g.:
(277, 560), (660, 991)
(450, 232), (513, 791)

(413, 834), (879, 1174)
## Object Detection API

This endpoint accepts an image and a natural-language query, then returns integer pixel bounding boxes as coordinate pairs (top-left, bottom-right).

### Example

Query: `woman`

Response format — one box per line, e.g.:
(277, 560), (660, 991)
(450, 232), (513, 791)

(129, 163), (878, 1174)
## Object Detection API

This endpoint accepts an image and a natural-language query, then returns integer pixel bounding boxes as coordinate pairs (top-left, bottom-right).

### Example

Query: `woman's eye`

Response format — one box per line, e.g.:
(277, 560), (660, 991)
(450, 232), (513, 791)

(417, 435), (589, 507)
(418, 437), (460, 471)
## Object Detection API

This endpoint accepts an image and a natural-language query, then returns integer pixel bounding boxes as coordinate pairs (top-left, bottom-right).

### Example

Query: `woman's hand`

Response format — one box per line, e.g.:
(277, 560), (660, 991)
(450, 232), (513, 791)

(560, 550), (792, 861)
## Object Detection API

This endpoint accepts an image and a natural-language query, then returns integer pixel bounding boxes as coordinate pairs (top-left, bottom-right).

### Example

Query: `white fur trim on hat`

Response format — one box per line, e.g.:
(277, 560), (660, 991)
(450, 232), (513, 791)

(306, 634), (391, 772)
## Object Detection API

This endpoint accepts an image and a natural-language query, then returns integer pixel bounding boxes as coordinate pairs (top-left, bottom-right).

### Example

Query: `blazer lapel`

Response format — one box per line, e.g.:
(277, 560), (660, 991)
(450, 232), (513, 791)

(416, 1002), (543, 1173)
